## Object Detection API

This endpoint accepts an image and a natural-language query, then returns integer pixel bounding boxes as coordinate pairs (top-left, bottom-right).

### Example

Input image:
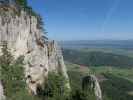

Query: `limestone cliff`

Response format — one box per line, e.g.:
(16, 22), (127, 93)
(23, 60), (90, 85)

(0, 8), (70, 96)
(91, 75), (102, 100)
(0, 81), (5, 100)
(82, 75), (102, 100)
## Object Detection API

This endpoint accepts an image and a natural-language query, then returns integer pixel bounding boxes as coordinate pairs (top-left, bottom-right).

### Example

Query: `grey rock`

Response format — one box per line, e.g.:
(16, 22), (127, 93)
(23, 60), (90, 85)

(82, 75), (102, 100)
(0, 9), (70, 96)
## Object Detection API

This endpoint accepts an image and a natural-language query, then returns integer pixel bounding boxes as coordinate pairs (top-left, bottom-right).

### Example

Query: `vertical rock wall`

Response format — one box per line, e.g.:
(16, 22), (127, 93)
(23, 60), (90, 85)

(48, 41), (70, 89)
(0, 9), (70, 95)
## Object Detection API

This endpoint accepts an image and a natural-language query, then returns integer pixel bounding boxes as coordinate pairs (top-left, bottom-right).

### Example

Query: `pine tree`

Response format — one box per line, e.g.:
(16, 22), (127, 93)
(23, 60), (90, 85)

(37, 14), (48, 41)
(37, 14), (46, 32)
(39, 72), (68, 100)
(0, 41), (25, 99)
(16, 0), (27, 8)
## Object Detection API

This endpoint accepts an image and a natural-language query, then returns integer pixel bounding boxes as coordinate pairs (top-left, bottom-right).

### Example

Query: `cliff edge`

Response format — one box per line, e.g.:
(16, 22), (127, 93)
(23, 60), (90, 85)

(0, 6), (70, 96)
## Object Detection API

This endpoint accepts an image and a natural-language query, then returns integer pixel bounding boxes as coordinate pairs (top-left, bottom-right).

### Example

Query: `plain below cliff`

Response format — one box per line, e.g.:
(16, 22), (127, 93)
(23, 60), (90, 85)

(66, 62), (133, 100)
(63, 49), (133, 68)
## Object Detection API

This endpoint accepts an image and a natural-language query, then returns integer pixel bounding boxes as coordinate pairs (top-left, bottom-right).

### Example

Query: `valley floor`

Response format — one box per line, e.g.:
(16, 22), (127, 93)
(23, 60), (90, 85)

(66, 62), (133, 100)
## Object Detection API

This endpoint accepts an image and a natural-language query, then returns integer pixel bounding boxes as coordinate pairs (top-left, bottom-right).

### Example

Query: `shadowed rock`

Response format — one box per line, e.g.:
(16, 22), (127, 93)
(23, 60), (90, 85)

(82, 75), (102, 100)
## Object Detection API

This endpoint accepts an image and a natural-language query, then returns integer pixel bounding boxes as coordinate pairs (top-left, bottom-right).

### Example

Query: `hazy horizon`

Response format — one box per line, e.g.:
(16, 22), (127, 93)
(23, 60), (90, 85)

(59, 39), (133, 41)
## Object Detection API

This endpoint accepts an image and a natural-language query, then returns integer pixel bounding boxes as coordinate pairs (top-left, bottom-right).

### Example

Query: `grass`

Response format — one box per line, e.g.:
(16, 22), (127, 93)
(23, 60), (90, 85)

(101, 73), (133, 100)
(64, 48), (133, 100)
(63, 49), (133, 68)
(66, 62), (133, 100)
(90, 66), (133, 82)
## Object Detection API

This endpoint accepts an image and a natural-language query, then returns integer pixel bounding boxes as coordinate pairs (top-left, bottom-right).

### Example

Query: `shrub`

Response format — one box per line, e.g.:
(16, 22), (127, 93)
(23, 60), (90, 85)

(0, 41), (39, 100)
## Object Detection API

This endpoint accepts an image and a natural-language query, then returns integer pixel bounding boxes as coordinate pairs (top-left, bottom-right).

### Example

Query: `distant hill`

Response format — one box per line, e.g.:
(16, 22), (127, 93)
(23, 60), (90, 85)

(59, 40), (133, 49)
(63, 49), (133, 68)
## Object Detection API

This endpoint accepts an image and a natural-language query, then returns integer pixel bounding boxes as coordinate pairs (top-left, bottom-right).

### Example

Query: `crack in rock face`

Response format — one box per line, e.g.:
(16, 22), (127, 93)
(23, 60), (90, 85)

(24, 47), (48, 95)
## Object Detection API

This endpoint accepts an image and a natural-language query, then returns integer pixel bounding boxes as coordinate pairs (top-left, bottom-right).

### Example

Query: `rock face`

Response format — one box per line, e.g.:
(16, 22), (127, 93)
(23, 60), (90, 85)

(82, 75), (102, 100)
(0, 9), (70, 96)
(0, 81), (5, 100)
(48, 41), (70, 89)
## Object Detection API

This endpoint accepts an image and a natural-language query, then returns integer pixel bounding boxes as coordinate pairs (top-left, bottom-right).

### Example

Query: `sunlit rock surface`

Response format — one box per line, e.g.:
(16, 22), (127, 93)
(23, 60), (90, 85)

(82, 75), (102, 100)
(0, 9), (70, 95)
(0, 81), (5, 100)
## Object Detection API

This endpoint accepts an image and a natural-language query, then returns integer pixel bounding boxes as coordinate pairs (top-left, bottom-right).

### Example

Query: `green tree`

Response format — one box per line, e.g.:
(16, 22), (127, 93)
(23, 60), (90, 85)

(0, 41), (33, 100)
(37, 14), (48, 35)
(37, 14), (44, 30)
(38, 72), (68, 100)
(16, 0), (27, 8)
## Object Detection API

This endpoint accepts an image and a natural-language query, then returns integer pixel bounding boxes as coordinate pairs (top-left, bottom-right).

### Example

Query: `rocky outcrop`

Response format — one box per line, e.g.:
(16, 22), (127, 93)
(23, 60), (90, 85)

(0, 9), (70, 96)
(0, 81), (5, 100)
(48, 41), (70, 89)
(82, 75), (102, 100)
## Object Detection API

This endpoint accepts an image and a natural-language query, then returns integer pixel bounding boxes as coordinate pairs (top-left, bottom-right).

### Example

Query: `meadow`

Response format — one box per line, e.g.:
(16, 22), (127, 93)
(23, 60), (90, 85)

(63, 47), (133, 100)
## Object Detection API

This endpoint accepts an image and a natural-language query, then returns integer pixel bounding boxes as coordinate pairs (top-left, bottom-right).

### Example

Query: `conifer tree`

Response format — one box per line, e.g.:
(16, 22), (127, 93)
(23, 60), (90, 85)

(16, 0), (27, 8)
(0, 41), (25, 99)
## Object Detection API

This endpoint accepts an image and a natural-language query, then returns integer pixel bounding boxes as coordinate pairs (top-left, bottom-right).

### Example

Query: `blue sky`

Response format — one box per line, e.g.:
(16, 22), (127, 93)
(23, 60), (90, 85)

(28, 0), (133, 40)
